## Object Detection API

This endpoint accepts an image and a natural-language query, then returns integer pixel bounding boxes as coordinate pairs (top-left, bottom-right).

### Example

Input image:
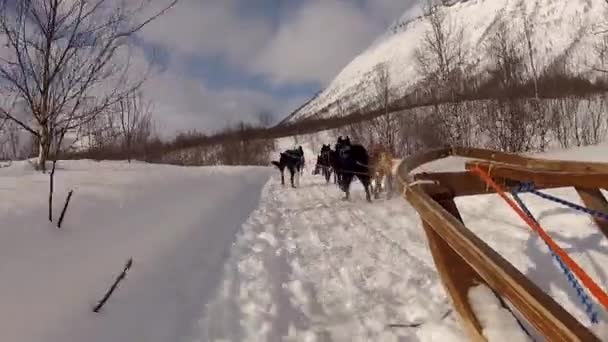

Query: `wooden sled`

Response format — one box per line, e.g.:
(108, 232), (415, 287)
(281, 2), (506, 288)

(396, 147), (608, 341)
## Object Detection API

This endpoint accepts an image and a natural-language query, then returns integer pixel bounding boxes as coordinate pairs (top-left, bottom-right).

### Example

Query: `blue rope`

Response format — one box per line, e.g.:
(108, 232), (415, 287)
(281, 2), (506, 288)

(511, 190), (600, 324)
(518, 182), (608, 222)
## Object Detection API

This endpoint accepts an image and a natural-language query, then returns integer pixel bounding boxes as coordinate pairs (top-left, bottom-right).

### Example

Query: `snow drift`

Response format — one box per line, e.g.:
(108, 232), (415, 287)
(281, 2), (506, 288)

(0, 160), (271, 342)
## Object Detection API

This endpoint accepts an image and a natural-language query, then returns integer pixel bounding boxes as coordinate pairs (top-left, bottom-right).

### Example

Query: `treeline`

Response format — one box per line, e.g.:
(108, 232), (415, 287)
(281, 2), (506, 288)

(66, 121), (277, 166)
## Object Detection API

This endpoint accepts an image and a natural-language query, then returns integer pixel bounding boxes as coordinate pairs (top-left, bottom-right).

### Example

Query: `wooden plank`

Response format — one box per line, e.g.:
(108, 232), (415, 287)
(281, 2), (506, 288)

(396, 148), (608, 185)
(466, 161), (608, 189)
(421, 186), (486, 341)
(402, 148), (452, 173)
(414, 171), (509, 197)
(405, 183), (600, 341)
(576, 187), (608, 238)
(396, 148), (452, 186)
(453, 147), (608, 173)
(413, 171), (560, 197)
(452, 147), (531, 166)
(422, 223), (486, 341)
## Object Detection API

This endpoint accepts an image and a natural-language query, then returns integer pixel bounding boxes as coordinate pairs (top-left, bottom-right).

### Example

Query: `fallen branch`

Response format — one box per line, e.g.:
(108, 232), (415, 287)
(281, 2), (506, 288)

(49, 160), (57, 222)
(93, 258), (133, 313)
(387, 309), (452, 329)
(57, 189), (74, 229)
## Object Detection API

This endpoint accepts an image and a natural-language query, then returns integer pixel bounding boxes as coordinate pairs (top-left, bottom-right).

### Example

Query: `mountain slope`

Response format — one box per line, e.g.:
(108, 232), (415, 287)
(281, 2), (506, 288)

(287, 0), (608, 123)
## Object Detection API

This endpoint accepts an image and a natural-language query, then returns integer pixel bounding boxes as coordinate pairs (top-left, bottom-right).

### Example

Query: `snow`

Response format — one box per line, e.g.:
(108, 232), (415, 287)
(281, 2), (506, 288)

(4, 139), (608, 341)
(468, 284), (532, 341)
(288, 0), (608, 122)
(0, 160), (271, 342)
(194, 143), (466, 341)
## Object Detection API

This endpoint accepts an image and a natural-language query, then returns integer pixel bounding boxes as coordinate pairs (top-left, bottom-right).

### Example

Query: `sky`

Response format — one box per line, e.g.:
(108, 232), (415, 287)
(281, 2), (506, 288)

(133, 0), (419, 137)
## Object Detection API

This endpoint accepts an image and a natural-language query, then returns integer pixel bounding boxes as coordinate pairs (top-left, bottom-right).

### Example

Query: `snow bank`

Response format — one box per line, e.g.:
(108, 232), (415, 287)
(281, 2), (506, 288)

(0, 160), (271, 342)
(468, 284), (532, 341)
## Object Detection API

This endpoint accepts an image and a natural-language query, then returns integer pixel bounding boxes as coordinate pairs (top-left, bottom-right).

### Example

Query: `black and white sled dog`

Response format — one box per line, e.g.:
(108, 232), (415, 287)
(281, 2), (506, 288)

(313, 144), (336, 184)
(271, 146), (305, 188)
(334, 136), (372, 202)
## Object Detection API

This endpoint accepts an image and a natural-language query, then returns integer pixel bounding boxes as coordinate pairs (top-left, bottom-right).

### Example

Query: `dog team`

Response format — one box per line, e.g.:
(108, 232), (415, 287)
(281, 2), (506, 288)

(271, 136), (395, 202)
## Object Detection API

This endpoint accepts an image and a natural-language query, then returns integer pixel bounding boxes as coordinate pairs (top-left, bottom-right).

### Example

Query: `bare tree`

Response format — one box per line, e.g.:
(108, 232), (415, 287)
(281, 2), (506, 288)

(520, 9), (539, 98)
(478, 16), (538, 152)
(593, 32), (608, 73)
(82, 110), (120, 150)
(414, 0), (468, 146)
(414, 0), (466, 95)
(591, 0), (608, 73)
(0, 115), (10, 159)
(370, 63), (398, 152)
(256, 111), (275, 128)
(0, 0), (178, 171)
(116, 91), (152, 162)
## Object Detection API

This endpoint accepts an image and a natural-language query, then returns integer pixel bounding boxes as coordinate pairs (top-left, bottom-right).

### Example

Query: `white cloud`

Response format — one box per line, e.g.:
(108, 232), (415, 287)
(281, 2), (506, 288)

(138, 55), (303, 138)
(138, 0), (273, 67)
(365, 0), (418, 23)
(250, 0), (419, 85)
(139, 0), (417, 86)
(131, 0), (418, 136)
(251, 0), (381, 85)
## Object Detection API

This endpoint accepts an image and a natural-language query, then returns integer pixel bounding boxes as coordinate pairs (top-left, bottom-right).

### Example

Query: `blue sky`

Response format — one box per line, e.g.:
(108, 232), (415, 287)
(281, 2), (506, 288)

(133, 0), (418, 136)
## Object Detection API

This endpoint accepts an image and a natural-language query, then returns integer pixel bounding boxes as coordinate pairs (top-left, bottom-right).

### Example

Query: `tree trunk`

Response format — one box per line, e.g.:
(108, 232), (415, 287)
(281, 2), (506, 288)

(126, 138), (132, 163)
(38, 129), (50, 172)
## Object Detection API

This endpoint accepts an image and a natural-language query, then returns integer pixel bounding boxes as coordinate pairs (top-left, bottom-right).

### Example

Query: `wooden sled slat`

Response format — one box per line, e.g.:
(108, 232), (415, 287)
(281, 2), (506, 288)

(398, 147), (608, 176)
(422, 187), (486, 341)
(576, 187), (608, 238)
(423, 222), (486, 341)
(465, 161), (608, 189)
(413, 171), (563, 197)
(396, 147), (608, 341)
(453, 147), (608, 173)
(405, 183), (600, 341)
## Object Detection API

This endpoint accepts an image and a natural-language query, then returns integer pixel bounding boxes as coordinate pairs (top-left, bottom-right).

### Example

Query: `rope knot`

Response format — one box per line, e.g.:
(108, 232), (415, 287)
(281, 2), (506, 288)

(517, 182), (535, 193)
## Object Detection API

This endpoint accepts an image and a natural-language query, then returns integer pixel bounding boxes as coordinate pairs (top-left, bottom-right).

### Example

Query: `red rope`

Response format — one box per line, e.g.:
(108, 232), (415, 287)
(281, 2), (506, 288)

(471, 166), (608, 312)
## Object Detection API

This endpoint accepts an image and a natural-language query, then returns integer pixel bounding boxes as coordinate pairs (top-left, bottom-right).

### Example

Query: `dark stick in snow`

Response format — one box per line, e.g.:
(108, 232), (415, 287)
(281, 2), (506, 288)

(49, 160), (57, 222)
(93, 258), (133, 313)
(387, 309), (452, 328)
(57, 190), (73, 229)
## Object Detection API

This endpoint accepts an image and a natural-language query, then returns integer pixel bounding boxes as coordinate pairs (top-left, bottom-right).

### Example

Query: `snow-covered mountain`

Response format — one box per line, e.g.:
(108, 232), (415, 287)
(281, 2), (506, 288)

(286, 0), (608, 123)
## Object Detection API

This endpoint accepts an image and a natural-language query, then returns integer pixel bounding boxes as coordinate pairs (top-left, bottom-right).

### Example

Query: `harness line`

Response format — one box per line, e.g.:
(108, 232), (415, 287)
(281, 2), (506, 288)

(471, 166), (608, 312)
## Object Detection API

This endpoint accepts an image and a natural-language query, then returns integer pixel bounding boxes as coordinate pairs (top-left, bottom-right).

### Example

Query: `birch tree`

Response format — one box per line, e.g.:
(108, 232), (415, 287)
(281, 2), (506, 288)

(0, 0), (178, 171)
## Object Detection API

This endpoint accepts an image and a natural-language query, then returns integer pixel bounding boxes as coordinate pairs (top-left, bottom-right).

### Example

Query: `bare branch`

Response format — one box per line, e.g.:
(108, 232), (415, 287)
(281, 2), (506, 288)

(116, 0), (179, 38)
(0, 0), (176, 171)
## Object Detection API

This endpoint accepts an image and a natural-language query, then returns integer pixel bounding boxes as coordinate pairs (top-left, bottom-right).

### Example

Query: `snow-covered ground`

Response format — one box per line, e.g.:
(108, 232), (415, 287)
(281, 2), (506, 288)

(196, 164), (464, 341)
(193, 140), (608, 341)
(3, 141), (608, 341)
(0, 160), (271, 342)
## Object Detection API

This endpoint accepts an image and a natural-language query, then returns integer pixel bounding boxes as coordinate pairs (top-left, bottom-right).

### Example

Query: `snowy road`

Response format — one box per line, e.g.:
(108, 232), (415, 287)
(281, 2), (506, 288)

(193, 141), (608, 341)
(195, 169), (466, 341)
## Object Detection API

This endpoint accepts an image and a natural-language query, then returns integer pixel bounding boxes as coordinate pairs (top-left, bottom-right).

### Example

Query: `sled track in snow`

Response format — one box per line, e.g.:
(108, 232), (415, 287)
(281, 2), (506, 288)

(396, 147), (608, 341)
(275, 177), (453, 340)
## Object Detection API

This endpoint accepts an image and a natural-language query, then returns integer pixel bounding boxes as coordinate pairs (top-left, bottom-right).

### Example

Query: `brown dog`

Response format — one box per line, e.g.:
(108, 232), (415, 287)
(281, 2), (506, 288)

(368, 144), (396, 199)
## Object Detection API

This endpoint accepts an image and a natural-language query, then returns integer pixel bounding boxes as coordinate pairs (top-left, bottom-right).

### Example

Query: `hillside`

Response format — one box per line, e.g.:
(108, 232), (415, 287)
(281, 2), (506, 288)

(286, 0), (608, 123)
